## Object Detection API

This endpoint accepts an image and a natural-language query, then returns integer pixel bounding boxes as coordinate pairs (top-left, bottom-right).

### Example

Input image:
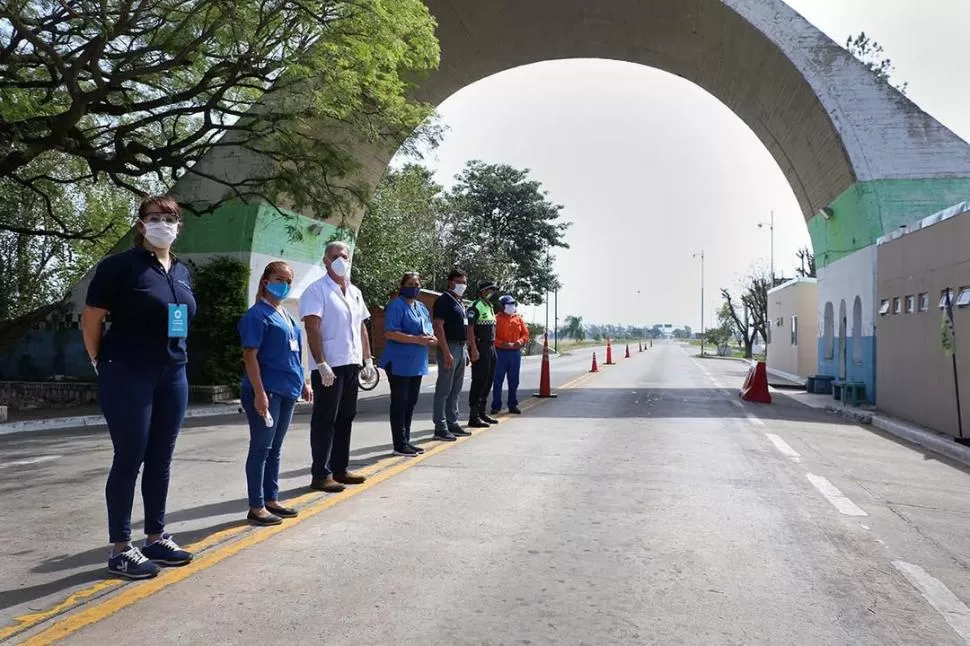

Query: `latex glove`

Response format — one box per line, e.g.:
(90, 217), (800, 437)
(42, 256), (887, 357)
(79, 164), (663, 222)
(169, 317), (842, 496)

(317, 362), (336, 387)
(361, 359), (376, 381)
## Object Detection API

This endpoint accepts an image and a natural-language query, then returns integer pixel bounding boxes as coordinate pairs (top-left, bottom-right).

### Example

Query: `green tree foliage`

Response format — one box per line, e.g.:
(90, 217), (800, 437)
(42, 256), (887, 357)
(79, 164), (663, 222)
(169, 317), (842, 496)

(186, 256), (250, 386)
(672, 326), (692, 340)
(0, 0), (441, 237)
(445, 161), (570, 305)
(846, 31), (908, 95)
(352, 164), (447, 307)
(353, 159), (570, 308)
(561, 315), (585, 341)
(0, 154), (137, 320)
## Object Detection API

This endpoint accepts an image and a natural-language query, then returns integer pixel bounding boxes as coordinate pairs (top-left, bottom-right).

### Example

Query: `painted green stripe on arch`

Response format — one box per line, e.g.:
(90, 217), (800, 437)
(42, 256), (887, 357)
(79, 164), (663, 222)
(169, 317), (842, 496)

(809, 178), (970, 269)
(173, 201), (354, 266)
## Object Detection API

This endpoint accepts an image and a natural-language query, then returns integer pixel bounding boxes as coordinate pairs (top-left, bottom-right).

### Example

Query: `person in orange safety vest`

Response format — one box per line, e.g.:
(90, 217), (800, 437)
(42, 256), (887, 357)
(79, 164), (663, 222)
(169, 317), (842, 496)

(490, 295), (530, 415)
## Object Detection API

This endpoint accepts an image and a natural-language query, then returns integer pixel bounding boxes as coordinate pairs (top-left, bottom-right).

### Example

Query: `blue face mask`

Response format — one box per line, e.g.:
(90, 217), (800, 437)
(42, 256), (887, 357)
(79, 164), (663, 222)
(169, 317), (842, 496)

(400, 286), (420, 299)
(266, 281), (290, 300)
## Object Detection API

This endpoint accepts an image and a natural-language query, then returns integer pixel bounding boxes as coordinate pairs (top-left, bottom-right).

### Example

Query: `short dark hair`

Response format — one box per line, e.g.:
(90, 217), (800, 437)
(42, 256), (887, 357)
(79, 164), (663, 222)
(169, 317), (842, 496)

(447, 269), (466, 282)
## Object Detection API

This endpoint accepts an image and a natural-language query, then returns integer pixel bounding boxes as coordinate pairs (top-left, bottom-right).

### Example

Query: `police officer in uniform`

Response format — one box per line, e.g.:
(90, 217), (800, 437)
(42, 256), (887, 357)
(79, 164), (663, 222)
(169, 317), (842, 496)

(466, 279), (500, 428)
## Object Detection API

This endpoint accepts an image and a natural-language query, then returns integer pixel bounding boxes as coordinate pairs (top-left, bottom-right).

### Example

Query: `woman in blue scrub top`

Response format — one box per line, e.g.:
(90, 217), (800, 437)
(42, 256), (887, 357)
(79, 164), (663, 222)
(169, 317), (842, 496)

(238, 261), (313, 526)
(81, 195), (197, 580)
(379, 272), (438, 456)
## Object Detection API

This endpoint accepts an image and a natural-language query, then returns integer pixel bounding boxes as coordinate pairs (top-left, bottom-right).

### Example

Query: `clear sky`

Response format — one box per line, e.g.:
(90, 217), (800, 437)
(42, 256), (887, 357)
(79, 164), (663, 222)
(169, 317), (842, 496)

(392, 0), (970, 330)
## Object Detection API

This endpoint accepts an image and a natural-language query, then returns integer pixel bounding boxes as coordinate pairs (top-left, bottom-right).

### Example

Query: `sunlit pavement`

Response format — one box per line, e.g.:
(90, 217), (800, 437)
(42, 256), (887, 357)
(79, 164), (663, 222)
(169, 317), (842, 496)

(7, 342), (970, 644)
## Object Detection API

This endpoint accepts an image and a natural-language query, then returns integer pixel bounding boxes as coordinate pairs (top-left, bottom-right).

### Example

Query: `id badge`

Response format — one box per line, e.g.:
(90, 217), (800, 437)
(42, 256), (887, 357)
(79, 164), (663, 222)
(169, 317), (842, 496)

(168, 304), (188, 338)
(289, 338), (299, 352)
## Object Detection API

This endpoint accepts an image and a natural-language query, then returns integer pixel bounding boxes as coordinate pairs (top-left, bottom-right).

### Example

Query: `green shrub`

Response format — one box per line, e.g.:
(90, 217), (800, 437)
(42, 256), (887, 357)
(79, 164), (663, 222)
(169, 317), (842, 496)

(186, 256), (250, 386)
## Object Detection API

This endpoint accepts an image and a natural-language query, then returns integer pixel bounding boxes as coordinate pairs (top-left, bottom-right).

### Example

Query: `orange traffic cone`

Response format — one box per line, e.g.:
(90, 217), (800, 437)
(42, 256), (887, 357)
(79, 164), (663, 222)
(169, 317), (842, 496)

(605, 338), (615, 365)
(533, 333), (558, 399)
(740, 361), (772, 404)
(590, 352), (599, 373)
(625, 344), (631, 359)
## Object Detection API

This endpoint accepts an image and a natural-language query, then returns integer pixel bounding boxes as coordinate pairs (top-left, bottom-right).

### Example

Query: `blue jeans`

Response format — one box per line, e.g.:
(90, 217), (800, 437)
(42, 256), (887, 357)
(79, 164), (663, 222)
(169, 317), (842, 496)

(492, 348), (522, 410)
(433, 342), (466, 430)
(241, 384), (297, 508)
(99, 361), (188, 544)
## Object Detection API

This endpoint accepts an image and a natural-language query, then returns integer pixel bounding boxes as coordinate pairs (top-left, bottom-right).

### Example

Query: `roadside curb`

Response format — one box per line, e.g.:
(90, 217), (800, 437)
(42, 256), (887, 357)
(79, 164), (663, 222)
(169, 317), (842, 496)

(825, 405), (970, 467)
(0, 357), (556, 437)
(826, 405), (970, 469)
(0, 403), (245, 437)
(774, 384), (970, 469)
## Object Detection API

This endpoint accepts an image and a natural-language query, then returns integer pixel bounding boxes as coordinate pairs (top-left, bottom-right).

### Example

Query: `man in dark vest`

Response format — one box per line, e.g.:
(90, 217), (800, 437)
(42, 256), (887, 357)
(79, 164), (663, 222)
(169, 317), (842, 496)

(466, 279), (500, 428)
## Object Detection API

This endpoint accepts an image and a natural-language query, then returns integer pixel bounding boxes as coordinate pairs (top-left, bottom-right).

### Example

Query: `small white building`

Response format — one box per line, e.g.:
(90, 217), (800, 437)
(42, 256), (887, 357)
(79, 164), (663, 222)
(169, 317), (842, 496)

(767, 278), (818, 382)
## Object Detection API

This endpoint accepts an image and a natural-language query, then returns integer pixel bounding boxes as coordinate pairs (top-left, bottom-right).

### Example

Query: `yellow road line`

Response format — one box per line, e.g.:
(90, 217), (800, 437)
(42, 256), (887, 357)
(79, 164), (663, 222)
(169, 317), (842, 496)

(15, 369), (594, 645)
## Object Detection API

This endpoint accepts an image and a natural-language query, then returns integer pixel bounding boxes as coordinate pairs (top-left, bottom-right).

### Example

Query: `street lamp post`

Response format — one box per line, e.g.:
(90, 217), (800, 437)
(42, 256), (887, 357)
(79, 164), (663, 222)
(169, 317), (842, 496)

(758, 210), (775, 284)
(692, 250), (705, 357)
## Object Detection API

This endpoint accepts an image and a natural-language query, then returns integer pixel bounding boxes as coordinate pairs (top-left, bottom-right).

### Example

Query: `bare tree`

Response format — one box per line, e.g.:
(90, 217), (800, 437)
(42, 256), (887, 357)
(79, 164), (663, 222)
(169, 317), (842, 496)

(718, 269), (772, 359)
(796, 247), (816, 278)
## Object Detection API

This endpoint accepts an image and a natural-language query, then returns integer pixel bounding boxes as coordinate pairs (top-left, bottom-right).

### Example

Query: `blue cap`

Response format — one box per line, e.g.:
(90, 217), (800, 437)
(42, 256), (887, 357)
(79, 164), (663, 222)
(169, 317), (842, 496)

(499, 295), (516, 305)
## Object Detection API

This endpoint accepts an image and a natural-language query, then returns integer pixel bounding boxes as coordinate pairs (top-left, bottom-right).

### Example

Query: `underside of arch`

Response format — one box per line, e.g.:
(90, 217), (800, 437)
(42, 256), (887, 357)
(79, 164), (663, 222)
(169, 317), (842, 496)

(160, 0), (970, 273)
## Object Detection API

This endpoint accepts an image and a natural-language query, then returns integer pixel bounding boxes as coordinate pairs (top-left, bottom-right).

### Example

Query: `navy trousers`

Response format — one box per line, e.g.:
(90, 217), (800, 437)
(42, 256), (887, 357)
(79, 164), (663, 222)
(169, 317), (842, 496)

(99, 360), (188, 544)
(492, 348), (522, 411)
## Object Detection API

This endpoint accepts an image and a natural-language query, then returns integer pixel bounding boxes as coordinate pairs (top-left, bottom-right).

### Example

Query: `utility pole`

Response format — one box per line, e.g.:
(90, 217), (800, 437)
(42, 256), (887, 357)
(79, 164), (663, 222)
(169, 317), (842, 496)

(554, 287), (559, 353)
(544, 247), (550, 335)
(758, 210), (775, 284)
(693, 250), (705, 357)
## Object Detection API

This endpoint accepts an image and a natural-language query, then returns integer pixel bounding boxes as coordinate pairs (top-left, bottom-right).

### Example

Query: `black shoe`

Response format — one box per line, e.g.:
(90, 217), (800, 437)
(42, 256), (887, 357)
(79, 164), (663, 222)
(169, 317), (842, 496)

(407, 442), (426, 454)
(468, 418), (489, 429)
(247, 511), (283, 526)
(481, 413), (500, 424)
(434, 432), (457, 442)
(489, 408), (502, 416)
(265, 503), (298, 518)
(508, 406), (522, 414)
(393, 446), (419, 457)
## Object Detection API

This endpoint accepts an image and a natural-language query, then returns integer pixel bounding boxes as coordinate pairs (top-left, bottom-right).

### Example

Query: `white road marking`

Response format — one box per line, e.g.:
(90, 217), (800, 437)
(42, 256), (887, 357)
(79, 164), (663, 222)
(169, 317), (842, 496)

(893, 560), (970, 643)
(765, 433), (800, 459)
(806, 473), (868, 516)
(744, 412), (766, 428)
(0, 455), (62, 469)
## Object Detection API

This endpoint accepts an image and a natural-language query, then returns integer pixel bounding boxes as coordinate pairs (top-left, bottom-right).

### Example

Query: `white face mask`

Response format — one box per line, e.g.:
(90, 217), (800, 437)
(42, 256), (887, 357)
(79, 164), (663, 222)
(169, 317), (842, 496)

(451, 282), (467, 297)
(330, 257), (350, 277)
(504, 304), (517, 315)
(143, 222), (178, 249)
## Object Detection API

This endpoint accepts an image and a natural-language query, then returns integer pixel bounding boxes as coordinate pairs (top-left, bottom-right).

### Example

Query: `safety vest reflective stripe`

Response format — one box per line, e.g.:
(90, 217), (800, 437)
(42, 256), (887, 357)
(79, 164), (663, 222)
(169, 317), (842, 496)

(472, 299), (495, 324)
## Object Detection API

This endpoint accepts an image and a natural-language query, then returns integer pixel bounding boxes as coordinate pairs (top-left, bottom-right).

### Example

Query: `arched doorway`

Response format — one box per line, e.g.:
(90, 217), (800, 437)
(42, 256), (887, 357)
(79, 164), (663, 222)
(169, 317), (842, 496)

(838, 299), (848, 381)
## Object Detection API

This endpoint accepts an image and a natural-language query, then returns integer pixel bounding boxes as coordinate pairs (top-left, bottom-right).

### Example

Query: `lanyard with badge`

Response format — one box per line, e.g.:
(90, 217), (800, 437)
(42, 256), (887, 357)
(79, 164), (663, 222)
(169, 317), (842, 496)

(263, 299), (299, 352)
(167, 270), (188, 338)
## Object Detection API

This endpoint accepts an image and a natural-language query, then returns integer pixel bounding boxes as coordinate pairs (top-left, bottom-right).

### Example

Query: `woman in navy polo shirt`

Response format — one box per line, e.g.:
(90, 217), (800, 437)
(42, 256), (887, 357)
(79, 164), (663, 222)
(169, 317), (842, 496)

(81, 195), (196, 579)
(238, 261), (312, 526)
(379, 272), (439, 456)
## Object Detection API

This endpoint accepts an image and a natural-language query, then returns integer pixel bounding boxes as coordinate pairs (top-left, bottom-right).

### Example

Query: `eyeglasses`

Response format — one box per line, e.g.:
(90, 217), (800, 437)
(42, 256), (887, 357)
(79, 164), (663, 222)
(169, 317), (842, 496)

(142, 211), (180, 225)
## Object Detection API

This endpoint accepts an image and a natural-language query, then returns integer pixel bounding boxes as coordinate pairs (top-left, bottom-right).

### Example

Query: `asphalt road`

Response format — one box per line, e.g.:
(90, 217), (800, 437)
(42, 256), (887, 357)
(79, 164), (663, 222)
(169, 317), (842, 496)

(7, 342), (970, 645)
(0, 343), (611, 634)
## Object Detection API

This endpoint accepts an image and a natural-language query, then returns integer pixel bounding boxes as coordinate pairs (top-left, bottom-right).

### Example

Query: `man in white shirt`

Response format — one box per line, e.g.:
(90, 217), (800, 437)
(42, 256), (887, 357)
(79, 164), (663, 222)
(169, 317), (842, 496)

(299, 241), (376, 493)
